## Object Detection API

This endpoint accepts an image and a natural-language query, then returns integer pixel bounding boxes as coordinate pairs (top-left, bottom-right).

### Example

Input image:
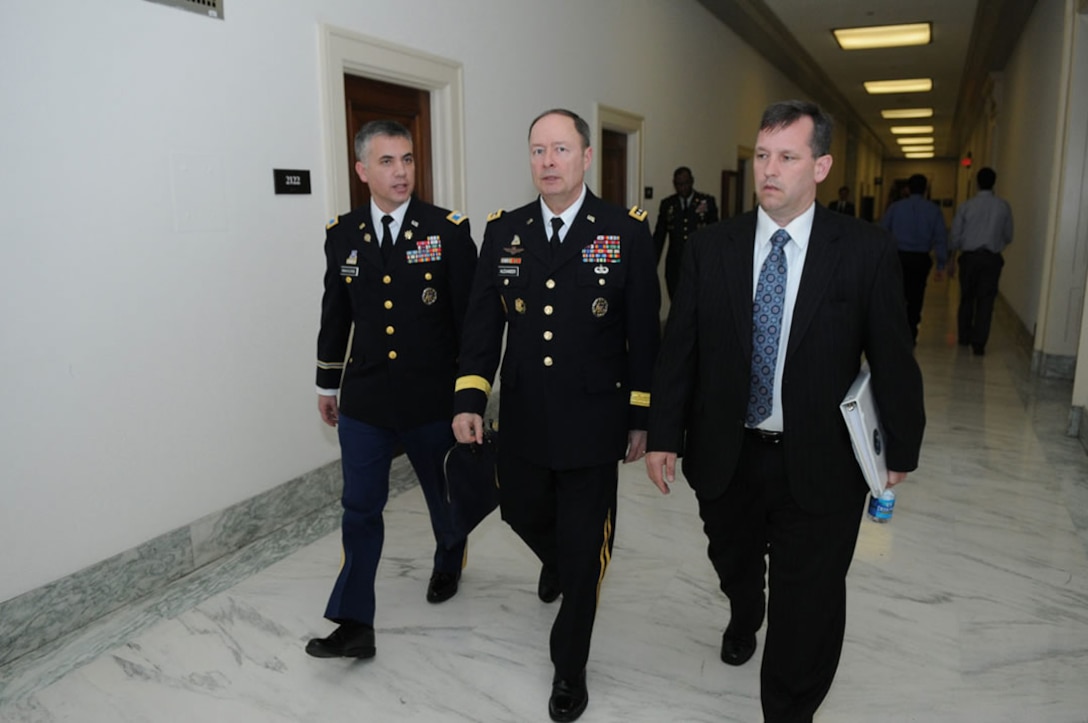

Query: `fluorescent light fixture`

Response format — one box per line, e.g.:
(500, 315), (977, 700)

(881, 108), (934, 119)
(834, 23), (931, 50)
(897, 137), (935, 145)
(891, 125), (935, 134)
(864, 78), (933, 94)
(904, 151), (935, 159)
(902, 146), (935, 153)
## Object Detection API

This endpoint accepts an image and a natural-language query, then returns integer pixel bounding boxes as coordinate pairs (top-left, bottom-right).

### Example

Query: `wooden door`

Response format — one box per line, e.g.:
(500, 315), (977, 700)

(343, 75), (432, 209)
(600, 129), (627, 206)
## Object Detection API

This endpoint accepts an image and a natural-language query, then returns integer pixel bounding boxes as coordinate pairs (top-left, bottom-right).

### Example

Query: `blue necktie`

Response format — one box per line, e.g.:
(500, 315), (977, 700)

(746, 229), (790, 427)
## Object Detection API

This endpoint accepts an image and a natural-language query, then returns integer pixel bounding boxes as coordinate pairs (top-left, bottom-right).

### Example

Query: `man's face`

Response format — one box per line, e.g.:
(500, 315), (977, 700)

(673, 171), (694, 198)
(355, 134), (415, 213)
(753, 116), (831, 226)
(529, 113), (592, 213)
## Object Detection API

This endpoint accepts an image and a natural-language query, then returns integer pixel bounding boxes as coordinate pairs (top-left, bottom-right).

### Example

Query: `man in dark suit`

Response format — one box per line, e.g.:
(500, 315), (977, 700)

(308, 120), (478, 660)
(829, 185), (855, 215)
(645, 101), (925, 722)
(653, 166), (719, 298)
(453, 109), (660, 722)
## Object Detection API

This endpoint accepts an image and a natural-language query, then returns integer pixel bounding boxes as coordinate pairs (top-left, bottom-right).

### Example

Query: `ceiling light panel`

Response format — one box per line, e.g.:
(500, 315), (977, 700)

(881, 108), (934, 119)
(865, 78), (933, 94)
(833, 23), (931, 50)
(897, 137), (936, 145)
(904, 152), (935, 159)
(890, 125), (935, 134)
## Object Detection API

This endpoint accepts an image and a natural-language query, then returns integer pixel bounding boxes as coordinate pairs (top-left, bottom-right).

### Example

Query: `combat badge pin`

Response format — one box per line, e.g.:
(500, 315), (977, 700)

(592, 298), (609, 318)
(422, 287), (438, 305)
(347, 250), (358, 265)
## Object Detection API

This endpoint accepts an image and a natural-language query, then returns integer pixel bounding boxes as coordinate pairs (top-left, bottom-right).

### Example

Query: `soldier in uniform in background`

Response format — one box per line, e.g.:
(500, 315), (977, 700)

(653, 166), (719, 298)
(452, 109), (660, 722)
(307, 119), (477, 660)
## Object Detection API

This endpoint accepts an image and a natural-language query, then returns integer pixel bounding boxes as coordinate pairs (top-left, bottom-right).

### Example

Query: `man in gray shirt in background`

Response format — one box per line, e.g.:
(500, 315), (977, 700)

(950, 167), (1013, 356)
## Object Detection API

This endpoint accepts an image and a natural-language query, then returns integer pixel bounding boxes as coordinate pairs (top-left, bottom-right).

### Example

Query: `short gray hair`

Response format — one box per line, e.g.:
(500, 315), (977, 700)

(528, 108), (591, 150)
(354, 120), (412, 164)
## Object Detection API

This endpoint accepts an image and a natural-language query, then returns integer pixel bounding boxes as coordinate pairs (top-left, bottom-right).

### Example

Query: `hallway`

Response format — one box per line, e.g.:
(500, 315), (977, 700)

(2, 277), (1088, 722)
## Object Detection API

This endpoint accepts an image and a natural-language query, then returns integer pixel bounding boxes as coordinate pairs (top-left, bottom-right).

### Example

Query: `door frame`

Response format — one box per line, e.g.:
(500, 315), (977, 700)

(320, 25), (467, 216)
(595, 104), (644, 208)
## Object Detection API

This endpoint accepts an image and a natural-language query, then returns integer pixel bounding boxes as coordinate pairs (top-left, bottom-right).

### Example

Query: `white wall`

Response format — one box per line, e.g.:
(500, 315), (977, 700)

(0, 0), (804, 603)
(995, 0), (1071, 338)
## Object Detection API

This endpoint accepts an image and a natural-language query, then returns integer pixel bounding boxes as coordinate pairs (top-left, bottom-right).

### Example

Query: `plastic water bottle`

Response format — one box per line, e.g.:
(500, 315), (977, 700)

(867, 489), (896, 523)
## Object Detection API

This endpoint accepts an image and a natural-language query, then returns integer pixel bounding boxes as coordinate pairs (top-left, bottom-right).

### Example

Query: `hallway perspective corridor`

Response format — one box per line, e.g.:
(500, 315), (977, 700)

(2, 276), (1088, 722)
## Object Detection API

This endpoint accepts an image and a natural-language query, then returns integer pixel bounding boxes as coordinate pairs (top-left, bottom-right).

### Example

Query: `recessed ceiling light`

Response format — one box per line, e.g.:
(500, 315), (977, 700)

(865, 78), (933, 94)
(902, 146), (935, 153)
(881, 108), (934, 119)
(834, 23), (931, 50)
(904, 151), (935, 159)
(897, 137), (935, 145)
(891, 125), (935, 134)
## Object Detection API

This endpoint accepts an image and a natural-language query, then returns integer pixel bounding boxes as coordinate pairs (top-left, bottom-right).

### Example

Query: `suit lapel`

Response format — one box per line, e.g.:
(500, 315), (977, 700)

(786, 207), (842, 360)
(725, 214), (757, 359)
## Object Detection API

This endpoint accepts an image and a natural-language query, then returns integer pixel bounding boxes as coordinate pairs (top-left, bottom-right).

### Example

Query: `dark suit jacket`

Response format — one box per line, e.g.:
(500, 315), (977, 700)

(455, 191), (661, 470)
(647, 205), (925, 513)
(317, 197), (477, 430)
(829, 200), (855, 215)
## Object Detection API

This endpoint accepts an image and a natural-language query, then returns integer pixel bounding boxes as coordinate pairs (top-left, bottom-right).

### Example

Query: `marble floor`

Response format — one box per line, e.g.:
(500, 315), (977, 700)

(3, 278), (1088, 723)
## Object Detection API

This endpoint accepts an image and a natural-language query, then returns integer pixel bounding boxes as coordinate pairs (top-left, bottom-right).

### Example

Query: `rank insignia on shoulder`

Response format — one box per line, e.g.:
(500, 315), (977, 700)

(326, 216), (340, 229)
(628, 206), (648, 222)
(487, 209), (505, 222)
(446, 210), (468, 225)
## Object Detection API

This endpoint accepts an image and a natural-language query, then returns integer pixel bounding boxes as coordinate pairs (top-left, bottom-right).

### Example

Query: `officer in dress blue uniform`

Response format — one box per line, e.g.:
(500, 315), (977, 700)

(452, 109), (660, 723)
(307, 120), (477, 660)
(653, 166), (719, 299)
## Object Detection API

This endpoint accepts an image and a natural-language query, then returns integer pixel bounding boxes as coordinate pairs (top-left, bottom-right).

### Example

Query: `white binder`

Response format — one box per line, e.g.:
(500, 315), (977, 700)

(840, 364), (887, 497)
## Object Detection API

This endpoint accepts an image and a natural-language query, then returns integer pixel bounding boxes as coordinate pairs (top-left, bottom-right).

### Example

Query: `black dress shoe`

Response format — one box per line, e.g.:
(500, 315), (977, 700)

(538, 565), (560, 603)
(972, 345), (985, 356)
(305, 621), (375, 659)
(549, 669), (588, 722)
(426, 571), (460, 603)
(720, 630), (757, 666)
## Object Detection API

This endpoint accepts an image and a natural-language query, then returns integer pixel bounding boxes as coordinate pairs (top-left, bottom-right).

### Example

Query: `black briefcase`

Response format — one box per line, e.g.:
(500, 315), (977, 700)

(442, 428), (500, 535)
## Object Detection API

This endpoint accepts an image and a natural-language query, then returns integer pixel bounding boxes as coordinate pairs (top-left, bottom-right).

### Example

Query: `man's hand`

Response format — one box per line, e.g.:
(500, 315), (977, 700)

(645, 451), (677, 495)
(624, 430), (648, 463)
(452, 412), (485, 444)
(887, 470), (908, 488)
(317, 395), (339, 427)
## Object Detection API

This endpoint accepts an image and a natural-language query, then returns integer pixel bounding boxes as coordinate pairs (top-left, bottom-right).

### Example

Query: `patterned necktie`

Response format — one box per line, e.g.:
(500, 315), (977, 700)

(746, 229), (790, 427)
(380, 214), (394, 265)
(549, 217), (564, 256)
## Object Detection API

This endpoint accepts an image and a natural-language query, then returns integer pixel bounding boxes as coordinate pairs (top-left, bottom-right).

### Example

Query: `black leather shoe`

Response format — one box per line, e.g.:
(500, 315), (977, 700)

(426, 571), (460, 603)
(538, 565), (560, 603)
(305, 622), (375, 659)
(720, 631), (757, 666)
(548, 669), (588, 722)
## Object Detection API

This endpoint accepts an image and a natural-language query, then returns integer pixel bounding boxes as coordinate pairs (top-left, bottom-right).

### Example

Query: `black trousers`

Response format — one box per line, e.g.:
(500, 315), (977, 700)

(957, 250), (1004, 350)
(697, 434), (866, 723)
(496, 452), (618, 678)
(898, 251), (933, 341)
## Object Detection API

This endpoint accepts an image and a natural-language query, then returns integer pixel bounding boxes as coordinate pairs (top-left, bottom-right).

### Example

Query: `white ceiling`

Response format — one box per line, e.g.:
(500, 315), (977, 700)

(697, 0), (1037, 160)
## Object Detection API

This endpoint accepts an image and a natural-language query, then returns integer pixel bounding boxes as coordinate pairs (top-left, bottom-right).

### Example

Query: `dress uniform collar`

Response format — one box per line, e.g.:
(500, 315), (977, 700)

(370, 198), (411, 243)
(538, 184), (587, 245)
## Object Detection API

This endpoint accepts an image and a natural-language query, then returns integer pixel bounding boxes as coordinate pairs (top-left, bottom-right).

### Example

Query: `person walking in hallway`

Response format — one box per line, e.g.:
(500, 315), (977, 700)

(829, 185), (855, 215)
(653, 166), (719, 299)
(950, 167), (1013, 356)
(645, 100), (925, 723)
(880, 173), (948, 342)
(452, 109), (660, 722)
(308, 120), (478, 660)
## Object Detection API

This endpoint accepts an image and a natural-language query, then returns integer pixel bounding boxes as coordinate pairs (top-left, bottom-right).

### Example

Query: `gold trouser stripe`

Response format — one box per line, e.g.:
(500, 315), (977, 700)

(455, 375), (492, 395)
(595, 508), (614, 606)
(630, 391), (650, 407)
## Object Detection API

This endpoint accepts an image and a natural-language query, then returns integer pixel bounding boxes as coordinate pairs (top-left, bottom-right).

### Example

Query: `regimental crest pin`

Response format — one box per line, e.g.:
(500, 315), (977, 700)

(514, 298), (526, 314)
(591, 297), (609, 318)
(421, 287), (438, 305)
